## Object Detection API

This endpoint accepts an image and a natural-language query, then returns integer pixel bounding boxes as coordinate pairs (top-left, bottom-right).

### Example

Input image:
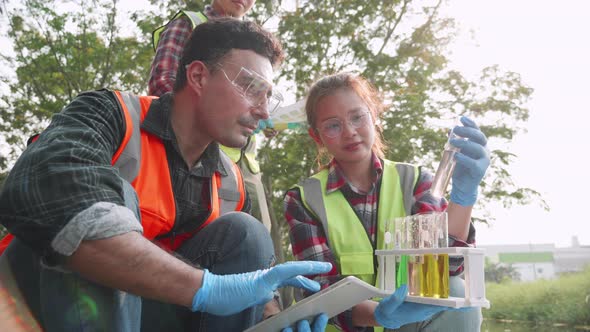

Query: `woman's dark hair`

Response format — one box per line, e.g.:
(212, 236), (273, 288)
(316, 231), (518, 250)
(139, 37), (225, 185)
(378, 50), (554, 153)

(174, 17), (284, 92)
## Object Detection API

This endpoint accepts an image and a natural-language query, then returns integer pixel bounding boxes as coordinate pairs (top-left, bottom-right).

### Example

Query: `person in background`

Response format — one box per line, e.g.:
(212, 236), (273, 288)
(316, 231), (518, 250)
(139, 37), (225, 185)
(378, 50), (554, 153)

(149, 0), (256, 96)
(0, 18), (330, 332)
(284, 72), (489, 331)
(150, 0), (275, 228)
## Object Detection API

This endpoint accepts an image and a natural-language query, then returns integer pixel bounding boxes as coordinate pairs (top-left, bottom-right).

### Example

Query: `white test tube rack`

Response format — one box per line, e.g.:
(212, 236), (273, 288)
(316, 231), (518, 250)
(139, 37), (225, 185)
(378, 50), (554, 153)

(375, 247), (490, 308)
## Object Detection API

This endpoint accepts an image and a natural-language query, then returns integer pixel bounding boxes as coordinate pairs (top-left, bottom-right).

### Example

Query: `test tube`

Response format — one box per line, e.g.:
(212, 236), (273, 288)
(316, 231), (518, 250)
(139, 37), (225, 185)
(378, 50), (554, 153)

(406, 215), (423, 296)
(430, 119), (463, 199)
(419, 212), (450, 298)
(394, 217), (408, 288)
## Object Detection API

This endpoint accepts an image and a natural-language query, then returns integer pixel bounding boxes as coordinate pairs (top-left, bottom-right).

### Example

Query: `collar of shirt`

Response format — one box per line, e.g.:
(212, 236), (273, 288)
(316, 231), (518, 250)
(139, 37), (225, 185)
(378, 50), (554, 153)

(140, 92), (228, 177)
(325, 152), (384, 194)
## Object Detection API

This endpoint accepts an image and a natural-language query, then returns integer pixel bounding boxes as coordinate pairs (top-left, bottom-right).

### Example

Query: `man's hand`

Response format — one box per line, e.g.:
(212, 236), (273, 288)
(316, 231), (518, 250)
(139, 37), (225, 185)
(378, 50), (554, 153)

(191, 261), (331, 316)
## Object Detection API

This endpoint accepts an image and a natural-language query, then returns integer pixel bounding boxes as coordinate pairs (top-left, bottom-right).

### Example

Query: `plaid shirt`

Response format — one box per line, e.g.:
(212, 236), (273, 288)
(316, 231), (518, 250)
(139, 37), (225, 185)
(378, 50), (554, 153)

(0, 89), (249, 262)
(284, 154), (475, 332)
(148, 5), (221, 96)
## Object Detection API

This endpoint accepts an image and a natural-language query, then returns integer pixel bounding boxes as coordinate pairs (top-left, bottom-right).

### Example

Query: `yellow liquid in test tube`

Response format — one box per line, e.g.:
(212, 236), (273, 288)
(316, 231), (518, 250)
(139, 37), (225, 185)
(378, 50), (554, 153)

(420, 254), (450, 298)
(438, 254), (450, 298)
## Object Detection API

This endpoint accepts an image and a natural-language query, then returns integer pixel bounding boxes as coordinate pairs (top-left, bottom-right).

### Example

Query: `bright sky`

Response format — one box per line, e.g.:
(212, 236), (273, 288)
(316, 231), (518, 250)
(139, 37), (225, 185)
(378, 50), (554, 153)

(443, 0), (590, 247)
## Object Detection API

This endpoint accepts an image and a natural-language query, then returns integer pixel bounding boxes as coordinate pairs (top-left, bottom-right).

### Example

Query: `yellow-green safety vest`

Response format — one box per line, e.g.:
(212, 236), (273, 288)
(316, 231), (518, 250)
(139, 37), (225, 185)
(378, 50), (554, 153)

(152, 10), (208, 50)
(296, 160), (419, 332)
(152, 11), (260, 174)
(219, 135), (260, 174)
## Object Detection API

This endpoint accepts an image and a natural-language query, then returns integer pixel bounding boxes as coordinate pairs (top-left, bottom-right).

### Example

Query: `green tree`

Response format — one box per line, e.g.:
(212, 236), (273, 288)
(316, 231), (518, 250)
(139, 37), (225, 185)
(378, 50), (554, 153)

(0, 0), (154, 169)
(0, 0), (156, 238)
(0, 171), (6, 238)
(485, 259), (520, 283)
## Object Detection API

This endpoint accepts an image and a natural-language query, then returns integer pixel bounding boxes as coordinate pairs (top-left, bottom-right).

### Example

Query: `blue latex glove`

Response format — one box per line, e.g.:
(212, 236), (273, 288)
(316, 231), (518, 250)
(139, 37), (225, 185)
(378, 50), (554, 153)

(449, 116), (490, 206)
(375, 284), (462, 329)
(254, 118), (274, 133)
(192, 261), (331, 316)
(282, 313), (329, 332)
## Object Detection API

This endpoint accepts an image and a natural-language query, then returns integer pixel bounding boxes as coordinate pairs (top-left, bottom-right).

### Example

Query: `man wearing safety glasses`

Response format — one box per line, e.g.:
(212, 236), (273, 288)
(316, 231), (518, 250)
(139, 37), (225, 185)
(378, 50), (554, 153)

(0, 18), (329, 332)
(150, 0), (277, 231)
(216, 62), (284, 115)
(148, 0), (277, 229)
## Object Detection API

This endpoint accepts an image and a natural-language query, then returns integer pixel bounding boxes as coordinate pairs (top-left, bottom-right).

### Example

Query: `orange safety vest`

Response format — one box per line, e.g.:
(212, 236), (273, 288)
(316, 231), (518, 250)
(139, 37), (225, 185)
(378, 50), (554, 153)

(0, 91), (246, 254)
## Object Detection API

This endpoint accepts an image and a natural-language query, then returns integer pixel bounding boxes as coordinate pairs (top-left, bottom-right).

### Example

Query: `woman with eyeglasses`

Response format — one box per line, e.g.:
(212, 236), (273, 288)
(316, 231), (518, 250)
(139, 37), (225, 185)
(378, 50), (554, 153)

(283, 72), (489, 332)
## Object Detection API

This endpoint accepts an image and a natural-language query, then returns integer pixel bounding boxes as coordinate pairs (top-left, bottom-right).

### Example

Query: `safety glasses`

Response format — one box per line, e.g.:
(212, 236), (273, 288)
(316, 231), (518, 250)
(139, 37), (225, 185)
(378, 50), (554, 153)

(317, 110), (372, 138)
(216, 63), (283, 115)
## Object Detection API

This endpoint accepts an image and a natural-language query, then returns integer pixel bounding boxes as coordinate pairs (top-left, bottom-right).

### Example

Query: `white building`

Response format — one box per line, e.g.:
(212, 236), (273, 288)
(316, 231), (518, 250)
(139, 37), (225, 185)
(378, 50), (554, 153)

(480, 237), (590, 282)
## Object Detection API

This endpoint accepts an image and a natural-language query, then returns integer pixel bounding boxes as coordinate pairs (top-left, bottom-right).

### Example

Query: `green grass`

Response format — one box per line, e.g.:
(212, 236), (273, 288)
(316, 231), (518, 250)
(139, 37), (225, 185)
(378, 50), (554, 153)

(484, 268), (590, 326)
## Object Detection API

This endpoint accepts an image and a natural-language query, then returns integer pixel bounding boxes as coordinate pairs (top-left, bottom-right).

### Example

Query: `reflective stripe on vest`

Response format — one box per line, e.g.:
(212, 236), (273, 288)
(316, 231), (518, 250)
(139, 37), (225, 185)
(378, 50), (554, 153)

(113, 91), (245, 244)
(296, 161), (418, 332)
(152, 10), (208, 51)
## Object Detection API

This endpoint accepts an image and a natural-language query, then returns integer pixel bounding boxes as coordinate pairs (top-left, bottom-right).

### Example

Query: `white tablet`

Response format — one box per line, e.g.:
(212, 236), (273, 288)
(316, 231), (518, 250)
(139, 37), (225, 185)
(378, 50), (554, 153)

(244, 276), (390, 332)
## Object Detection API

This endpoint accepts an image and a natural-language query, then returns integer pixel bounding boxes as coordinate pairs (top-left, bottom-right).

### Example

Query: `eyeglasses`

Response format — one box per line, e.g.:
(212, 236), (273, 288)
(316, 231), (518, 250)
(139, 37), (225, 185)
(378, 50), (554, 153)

(317, 111), (371, 138)
(216, 62), (283, 115)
